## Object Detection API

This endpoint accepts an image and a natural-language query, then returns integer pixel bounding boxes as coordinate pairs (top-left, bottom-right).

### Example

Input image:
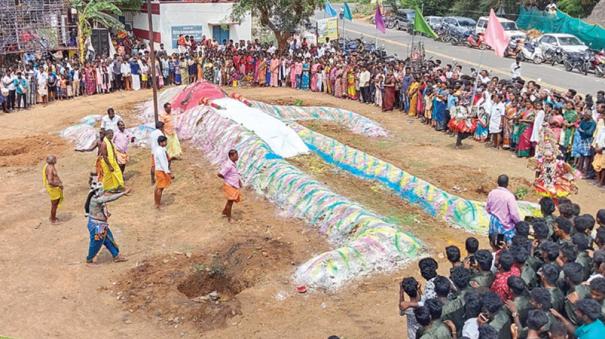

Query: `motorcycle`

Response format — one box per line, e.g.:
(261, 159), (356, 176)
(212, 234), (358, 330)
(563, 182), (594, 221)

(543, 47), (565, 66)
(519, 41), (545, 64)
(445, 26), (471, 46)
(466, 33), (488, 50)
(564, 51), (592, 75)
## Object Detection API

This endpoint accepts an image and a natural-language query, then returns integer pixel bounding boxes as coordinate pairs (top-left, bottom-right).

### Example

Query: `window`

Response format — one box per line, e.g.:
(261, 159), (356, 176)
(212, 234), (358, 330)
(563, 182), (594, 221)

(558, 36), (583, 46)
(477, 19), (487, 28)
(501, 22), (518, 31)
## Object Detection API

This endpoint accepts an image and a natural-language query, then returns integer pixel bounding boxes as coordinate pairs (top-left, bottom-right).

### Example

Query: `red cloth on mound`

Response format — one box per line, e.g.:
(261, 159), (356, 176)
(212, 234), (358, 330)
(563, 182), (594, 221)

(170, 81), (227, 112)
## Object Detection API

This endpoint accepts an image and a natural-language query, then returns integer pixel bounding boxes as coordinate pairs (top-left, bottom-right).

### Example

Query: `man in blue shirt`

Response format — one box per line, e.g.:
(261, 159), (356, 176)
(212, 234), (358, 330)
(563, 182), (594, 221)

(13, 72), (29, 109)
(552, 298), (605, 339)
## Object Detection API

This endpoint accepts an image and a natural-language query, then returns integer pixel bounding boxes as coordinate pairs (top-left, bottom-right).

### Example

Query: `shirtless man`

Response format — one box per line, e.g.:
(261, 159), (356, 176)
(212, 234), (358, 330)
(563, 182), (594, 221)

(85, 180), (130, 263)
(76, 128), (105, 180)
(43, 155), (63, 224)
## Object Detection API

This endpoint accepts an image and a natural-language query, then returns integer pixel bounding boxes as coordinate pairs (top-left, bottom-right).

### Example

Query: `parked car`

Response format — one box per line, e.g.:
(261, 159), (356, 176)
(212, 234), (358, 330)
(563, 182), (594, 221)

(393, 8), (415, 31)
(475, 16), (526, 41)
(537, 33), (589, 54)
(425, 16), (443, 30)
(442, 16), (476, 34)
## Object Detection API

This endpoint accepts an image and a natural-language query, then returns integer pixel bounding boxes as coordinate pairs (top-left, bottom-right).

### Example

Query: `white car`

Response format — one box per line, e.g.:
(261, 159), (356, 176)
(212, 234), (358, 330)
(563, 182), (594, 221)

(475, 16), (526, 41)
(537, 33), (589, 54)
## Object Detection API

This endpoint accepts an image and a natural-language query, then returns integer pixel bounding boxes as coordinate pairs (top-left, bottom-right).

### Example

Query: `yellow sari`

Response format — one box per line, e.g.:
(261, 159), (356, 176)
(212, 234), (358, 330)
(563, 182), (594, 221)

(347, 71), (357, 99)
(43, 164), (63, 205)
(407, 81), (420, 117)
(100, 137), (124, 191)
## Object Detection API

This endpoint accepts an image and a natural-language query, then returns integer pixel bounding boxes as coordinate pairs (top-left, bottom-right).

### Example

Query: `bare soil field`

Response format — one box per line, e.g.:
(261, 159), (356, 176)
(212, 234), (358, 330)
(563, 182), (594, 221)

(0, 87), (601, 338)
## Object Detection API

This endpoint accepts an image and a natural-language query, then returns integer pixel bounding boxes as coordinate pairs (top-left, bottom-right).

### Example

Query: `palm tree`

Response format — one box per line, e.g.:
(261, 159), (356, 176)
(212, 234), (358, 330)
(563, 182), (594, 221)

(70, 0), (125, 63)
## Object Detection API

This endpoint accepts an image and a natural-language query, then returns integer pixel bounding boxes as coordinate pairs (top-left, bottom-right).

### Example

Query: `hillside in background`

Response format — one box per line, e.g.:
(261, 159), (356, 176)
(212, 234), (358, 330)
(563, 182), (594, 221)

(588, 0), (605, 24)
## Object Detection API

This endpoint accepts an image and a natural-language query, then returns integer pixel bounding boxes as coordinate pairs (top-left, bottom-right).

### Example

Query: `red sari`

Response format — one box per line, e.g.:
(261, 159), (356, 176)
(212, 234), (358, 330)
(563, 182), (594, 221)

(382, 75), (396, 111)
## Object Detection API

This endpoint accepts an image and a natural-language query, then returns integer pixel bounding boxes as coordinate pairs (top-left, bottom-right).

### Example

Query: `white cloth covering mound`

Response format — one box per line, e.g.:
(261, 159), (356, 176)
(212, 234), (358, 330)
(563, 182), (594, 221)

(212, 98), (309, 158)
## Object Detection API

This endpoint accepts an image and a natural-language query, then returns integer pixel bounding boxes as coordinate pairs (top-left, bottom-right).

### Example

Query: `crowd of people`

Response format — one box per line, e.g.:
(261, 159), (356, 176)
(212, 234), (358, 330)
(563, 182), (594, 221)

(42, 102), (243, 263)
(399, 174), (605, 338)
(31, 30), (605, 337)
(156, 35), (605, 191)
(6, 36), (605, 192)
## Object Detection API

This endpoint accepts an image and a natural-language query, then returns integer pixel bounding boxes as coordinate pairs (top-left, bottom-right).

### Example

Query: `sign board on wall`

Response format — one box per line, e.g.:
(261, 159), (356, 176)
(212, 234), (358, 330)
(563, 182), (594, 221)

(317, 18), (338, 43)
(171, 25), (203, 48)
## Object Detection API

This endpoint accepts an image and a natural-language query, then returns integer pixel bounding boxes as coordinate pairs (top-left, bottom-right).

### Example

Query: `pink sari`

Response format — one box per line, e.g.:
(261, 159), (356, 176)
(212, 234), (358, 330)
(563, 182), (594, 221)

(310, 63), (319, 92)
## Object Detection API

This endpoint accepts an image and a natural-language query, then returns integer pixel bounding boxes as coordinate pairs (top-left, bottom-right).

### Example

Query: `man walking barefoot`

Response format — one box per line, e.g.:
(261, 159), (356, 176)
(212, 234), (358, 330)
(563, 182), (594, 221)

(43, 155), (63, 224)
(153, 135), (173, 209)
(218, 149), (242, 223)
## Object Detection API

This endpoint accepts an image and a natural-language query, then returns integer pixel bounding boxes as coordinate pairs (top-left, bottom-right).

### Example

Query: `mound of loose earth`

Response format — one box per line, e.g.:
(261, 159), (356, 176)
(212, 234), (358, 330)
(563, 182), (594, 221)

(113, 237), (293, 331)
(0, 134), (68, 167)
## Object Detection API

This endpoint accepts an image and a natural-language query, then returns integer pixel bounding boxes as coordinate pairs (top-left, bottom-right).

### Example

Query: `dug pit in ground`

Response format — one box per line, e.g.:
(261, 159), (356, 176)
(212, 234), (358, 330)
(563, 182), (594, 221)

(113, 237), (294, 331)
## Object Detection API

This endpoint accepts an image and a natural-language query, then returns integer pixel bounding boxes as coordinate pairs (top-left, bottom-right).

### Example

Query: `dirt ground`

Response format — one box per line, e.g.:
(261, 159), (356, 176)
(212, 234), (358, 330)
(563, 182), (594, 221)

(0, 87), (602, 338)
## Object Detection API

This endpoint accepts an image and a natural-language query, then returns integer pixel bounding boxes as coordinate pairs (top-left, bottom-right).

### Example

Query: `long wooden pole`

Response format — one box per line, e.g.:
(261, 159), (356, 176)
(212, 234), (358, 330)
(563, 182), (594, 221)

(146, 0), (159, 125)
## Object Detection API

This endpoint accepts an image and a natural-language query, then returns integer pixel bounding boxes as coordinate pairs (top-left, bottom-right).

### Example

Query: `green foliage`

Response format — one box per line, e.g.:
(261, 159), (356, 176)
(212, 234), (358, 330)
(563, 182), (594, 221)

(115, 0), (144, 11)
(400, 0), (451, 16)
(231, 0), (321, 48)
(558, 0), (599, 18)
(71, 0), (125, 35)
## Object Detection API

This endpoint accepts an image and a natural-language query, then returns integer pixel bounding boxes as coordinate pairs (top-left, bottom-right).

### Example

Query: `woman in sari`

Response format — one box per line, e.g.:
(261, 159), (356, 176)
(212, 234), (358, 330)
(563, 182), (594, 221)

(310, 62), (319, 92)
(256, 57), (267, 86)
(560, 101), (579, 160)
(270, 56), (280, 87)
(406, 77), (420, 117)
(334, 66), (344, 98)
(346, 67), (357, 99)
(382, 71), (396, 112)
(374, 74), (383, 107)
(514, 101), (535, 157)
(502, 99), (518, 149)
(416, 78), (427, 118)
(84, 64), (96, 96)
(289, 60), (297, 89)
(474, 107), (490, 142)
(549, 107), (565, 143)
(265, 58), (271, 86)
(301, 59), (310, 90)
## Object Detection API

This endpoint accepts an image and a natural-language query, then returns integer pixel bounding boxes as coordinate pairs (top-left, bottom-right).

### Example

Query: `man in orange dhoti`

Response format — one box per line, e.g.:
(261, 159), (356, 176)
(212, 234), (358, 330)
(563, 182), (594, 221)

(153, 135), (173, 209)
(217, 149), (242, 223)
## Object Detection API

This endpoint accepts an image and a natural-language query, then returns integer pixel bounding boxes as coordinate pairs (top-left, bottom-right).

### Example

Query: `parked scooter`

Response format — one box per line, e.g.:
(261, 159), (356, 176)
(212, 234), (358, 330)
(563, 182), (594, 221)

(592, 50), (605, 77)
(519, 40), (545, 64)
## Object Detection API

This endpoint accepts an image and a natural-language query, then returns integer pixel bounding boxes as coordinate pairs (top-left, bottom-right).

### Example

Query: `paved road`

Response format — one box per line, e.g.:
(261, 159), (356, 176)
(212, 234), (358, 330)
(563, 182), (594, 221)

(314, 11), (605, 95)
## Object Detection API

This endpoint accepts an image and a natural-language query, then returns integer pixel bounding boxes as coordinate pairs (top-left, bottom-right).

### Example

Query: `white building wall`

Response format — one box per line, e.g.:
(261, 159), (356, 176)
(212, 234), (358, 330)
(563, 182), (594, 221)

(129, 3), (251, 53)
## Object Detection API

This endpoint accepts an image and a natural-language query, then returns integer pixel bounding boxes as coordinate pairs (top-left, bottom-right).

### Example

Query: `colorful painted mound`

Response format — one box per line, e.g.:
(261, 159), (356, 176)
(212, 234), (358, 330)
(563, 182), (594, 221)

(135, 82), (423, 289)
(250, 101), (388, 138)
(287, 124), (541, 234)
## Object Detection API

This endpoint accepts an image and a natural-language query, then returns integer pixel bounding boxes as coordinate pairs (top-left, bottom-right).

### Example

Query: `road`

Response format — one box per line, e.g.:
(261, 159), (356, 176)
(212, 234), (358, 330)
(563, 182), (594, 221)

(314, 11), (605, 95)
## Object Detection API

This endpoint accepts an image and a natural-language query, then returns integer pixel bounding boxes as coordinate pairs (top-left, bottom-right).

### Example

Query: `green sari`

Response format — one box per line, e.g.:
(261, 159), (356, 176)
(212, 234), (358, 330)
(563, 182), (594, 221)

(561, 109), (578, 151)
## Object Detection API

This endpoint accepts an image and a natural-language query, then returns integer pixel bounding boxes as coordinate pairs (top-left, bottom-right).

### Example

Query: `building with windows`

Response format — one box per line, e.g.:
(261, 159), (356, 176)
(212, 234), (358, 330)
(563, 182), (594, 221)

(125, 0), (252, 51)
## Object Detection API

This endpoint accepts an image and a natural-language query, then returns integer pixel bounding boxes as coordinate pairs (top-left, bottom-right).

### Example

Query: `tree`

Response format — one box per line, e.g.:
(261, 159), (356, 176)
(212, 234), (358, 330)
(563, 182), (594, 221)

(231, 0), (321, 50)
(400, 0), (451, 16)
(558, 0), (599, 17)
(70, 0), (126, 63)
